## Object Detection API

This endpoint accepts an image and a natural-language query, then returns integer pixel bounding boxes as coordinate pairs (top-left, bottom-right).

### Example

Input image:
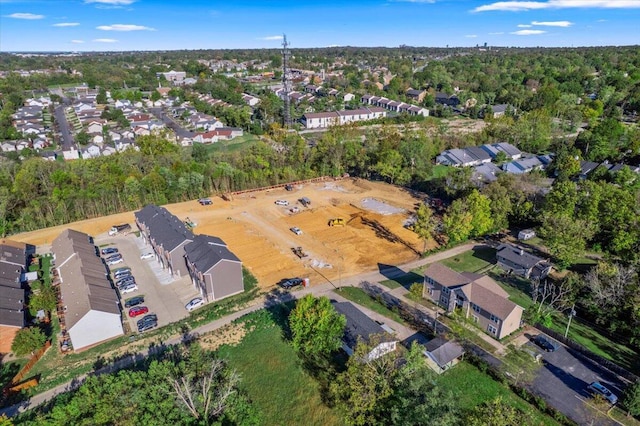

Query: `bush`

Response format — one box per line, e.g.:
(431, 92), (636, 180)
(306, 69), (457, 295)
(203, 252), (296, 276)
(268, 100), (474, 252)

(12, 327), (47, 357)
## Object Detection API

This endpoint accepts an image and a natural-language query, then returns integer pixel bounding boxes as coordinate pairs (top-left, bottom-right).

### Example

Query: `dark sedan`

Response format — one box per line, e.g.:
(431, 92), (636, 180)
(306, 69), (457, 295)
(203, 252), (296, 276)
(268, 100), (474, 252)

(533, 335), (559, 352)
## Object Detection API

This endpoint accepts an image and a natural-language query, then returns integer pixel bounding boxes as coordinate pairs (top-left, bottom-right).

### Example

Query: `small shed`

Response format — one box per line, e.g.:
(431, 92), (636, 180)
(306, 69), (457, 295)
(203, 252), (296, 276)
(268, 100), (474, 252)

(518, 229), (536, 241)
(423, 337), (464, 374)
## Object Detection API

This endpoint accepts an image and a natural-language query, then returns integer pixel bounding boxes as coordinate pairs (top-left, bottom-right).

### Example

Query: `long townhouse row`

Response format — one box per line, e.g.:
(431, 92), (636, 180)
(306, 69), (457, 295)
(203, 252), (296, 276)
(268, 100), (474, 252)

(360, 94), (429, 117)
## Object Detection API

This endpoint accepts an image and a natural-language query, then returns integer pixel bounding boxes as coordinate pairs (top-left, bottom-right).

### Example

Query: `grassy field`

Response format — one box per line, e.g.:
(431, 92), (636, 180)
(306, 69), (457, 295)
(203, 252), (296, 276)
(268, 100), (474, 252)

(441, 246), (496, 273)
(546, 314), (640, 375)
(202, 134), (260, 153)
(217, 309), (342, 426)
(335, 286), (405, 324)
(435, 362), (560, 425)
(487, 269), (536, 310)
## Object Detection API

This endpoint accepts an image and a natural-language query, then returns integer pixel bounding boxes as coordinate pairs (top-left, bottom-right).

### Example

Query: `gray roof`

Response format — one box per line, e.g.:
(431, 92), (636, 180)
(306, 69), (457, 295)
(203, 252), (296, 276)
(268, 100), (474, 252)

(424, 337), (464, 368)
(0, 238), (32, 268)
(332, 301), (391, 349)
(135, 205), (194, 252)
(580, 161), (600, 176)
(423, 263), (469, 288)
(0, 262), (22, 288)
(492, 104), (509, 113)
(473, 162), (501, 183)
(497, 243), (544, 269)
(0, 285), (25, 310)
(184, 235), (241, 274)
(52, 229), (120, 331)
(0, 306), (24, 327)
(465, 146), (492, 162)
(493, 142), (521, 157)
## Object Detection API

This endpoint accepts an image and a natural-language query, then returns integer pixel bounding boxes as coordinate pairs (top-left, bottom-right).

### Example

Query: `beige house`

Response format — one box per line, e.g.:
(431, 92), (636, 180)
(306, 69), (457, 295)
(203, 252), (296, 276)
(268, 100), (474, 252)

(423, 263), (524, 339)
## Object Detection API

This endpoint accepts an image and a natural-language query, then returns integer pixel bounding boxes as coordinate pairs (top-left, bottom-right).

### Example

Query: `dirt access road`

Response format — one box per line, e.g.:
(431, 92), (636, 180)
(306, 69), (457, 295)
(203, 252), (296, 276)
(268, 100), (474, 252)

(11, 178), (437, 290)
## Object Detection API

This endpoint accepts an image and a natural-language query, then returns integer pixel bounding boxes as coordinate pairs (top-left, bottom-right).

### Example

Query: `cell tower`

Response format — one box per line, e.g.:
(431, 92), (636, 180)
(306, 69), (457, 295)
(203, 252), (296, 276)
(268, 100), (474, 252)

(281, 33), (292, 128)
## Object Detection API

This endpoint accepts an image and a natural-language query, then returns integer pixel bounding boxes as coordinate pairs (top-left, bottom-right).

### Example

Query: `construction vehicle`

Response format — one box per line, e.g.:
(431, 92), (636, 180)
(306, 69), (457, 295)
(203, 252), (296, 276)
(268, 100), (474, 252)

(291, 247), (308, 258)
(108, 224), (131, 236)
(184, 217), (196, 229)
(328, 218), (345, 227)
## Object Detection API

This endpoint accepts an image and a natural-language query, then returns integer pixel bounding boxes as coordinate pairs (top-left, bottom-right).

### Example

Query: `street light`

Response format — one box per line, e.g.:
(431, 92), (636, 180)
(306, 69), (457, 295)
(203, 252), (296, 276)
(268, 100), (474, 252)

(564, 303), (576, 338)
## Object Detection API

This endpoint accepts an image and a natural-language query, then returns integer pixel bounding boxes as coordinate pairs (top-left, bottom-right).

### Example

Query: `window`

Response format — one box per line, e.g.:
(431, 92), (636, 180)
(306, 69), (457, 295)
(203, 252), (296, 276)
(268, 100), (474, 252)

(440, 295), (448, 305)
(472, 303), (481, 313)
(427, 287), (433, 296)
(490, 314), (500, 324)
(442, 287), (450, 294)
(472, 315), (479, 323)
(488, 324), (497, 335)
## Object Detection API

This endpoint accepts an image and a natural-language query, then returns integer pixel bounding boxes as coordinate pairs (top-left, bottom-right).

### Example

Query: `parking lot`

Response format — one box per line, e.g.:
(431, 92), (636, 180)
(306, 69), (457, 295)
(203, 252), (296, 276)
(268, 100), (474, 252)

(527, 333), (626, 425)
(96, 233), (201, 333)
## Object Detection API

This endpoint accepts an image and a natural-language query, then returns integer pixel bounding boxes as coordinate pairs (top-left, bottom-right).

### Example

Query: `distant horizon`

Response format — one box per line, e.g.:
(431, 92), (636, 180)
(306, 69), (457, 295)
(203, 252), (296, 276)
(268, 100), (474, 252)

(3, 43), (640, 55)
(1, 0), (640, 52)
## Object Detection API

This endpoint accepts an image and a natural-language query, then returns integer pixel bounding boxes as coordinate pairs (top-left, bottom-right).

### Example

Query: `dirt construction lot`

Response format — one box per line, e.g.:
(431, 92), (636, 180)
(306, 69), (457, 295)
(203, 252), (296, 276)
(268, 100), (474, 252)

(12, 178), (437, 289)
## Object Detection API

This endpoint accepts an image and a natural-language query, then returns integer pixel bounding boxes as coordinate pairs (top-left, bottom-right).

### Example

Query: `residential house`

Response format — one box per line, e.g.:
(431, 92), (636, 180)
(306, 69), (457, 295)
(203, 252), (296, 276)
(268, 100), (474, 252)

(434, 92), (460, 107)
(101, 146), (116, 156)
(331, 301), (398, 361)
(496, 244), (552, 280)
(423, 263), (524, 339)
(406, 88), (426, 103)
(579, 161), (600, 180)
(436, 148), (490, 167)
(1, 142), (16, 152)
(423, 337), (465, 374)
(301, 107), (387, 129)
(472, 162), (502, 184)
(40, 151), (57, 161)
(135, 205), (194, 277)
(490, 104), (511, 118)
(85, 119), (106, 134)
(480, 142), (522, 161)
(242, 93), (261, 107)
(0, 239), (34, 353)
(52, 229), (123, 351)
(184, 235), (243, 302)
(81, 144), (101, 159)
(62, 147), (80, 160)
(343, 93), (355, 102)
(159, 70), (186, 84)
(502, 156), (546, 174)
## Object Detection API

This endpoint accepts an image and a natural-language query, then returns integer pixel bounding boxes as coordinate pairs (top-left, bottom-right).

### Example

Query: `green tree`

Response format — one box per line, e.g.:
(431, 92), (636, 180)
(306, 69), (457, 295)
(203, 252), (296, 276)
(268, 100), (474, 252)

(75, 131), (90, 145)
(289, 295), (346, 358)
(11, 326), (47, 356)
(539, 214), (593, 268)
(412, 203), (436, 252)
(29, 283), (58, 316)
(443, 199), (473, 244)
(622, 380), (640, 417)
(96, 87), (107, 105)
(500, 344), (542, 386)
(466, 397), (522, 426)
(151, 90), (162, 102)
(465, 189), (493, 238)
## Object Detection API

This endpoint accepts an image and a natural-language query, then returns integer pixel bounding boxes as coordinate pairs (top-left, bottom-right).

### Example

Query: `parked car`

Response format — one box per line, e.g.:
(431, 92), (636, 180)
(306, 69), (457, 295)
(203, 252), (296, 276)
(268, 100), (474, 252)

(137, 320), (157, 333)
(114, 270), (132, 280)
(107, 257), (124, 266)
(185, 297), (205, 312)
(116, 277), (136, 288)
(113, 267), (131, 276)
(128, 306), (149, 317)
(275, 200), (289, 206)
(140, 252), (154, 260)
(290, 227), (302, 235)
(137, 314), (158, 328)
(198, 198), (213, 206)
(106, 253), (122, 261)
(279, 277), (304, 289)
(124, 296), (145, 308)
(101, 247), (119, 255)
(587, 381), (618, 404)
(532, 335), (558, 352)
(119, 283), (138, 294)
(284, 184), (293, 191)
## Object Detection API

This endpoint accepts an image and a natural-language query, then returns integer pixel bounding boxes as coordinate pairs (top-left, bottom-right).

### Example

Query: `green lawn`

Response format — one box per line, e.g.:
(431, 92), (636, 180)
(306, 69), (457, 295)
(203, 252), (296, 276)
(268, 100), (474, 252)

(379, 271), (423, 290)
(441, 247), (496, 273)
(202, 133), (260, 154)
(428, 164), (453, 180)
(335, 286), (405, 324)
(546, 314), (640, 375)
(217, 310), (342, 426)
(435, 362), (560, 425)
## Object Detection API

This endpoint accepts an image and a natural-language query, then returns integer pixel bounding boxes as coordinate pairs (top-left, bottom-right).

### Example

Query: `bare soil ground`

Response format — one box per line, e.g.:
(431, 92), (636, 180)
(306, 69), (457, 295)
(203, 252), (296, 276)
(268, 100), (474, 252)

(12, 178), (437, 289)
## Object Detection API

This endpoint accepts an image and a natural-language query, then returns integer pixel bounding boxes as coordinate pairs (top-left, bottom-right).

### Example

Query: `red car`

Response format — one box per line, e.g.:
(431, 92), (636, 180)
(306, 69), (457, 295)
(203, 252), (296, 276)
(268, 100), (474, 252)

(128, 306), (149, 317)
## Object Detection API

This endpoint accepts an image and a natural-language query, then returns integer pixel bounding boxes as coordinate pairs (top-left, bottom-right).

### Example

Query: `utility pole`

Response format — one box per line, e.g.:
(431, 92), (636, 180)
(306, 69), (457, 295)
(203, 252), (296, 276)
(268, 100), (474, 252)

(281, 34), (292, 128)
(564, 303), (576, 338)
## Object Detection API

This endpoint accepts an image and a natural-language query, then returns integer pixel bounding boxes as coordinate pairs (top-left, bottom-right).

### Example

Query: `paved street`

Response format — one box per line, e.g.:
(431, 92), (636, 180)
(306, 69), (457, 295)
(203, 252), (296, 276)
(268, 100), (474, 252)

(53, 103), (74, 151)
(148, 107), (195, 138)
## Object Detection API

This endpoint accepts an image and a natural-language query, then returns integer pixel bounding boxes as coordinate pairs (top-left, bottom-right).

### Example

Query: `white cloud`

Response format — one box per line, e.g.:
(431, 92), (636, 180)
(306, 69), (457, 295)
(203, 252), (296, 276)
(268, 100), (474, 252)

(532, 20), (573, 26)
(489, 31), (505, 34)
(4, 12), (44, 19)
(511, 29), (547, 35)
(85, 0), (135, 4)
(518, 24), (533, 27)
(465, 34), (478, 38)
(53, 22), (80, 27)
(71, 40), (85, 44)
(93, 38), (118, 42)
(97, 24), (155, 31)
(474, 0), (640, 12)
(259, 35), (284, 41)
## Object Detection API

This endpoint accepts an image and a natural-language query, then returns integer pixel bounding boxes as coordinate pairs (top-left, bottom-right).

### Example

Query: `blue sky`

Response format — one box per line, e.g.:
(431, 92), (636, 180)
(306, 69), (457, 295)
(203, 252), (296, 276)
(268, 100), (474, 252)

(1, 0), (639, 51)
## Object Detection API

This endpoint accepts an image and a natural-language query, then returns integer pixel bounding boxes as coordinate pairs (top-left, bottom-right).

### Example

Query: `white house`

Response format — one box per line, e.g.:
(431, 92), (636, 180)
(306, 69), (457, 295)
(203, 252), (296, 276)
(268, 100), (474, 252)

(63, 148), (81, 160)
(82, 144), (101, 159)
(52, 229), (123, 352)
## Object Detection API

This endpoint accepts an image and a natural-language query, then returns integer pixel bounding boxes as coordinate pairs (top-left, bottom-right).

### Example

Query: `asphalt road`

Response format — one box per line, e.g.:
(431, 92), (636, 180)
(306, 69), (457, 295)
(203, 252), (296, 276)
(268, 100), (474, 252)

(148, 107), (195, 138)
(528, 335), (624, 425)
(53, 104), (74, 151)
